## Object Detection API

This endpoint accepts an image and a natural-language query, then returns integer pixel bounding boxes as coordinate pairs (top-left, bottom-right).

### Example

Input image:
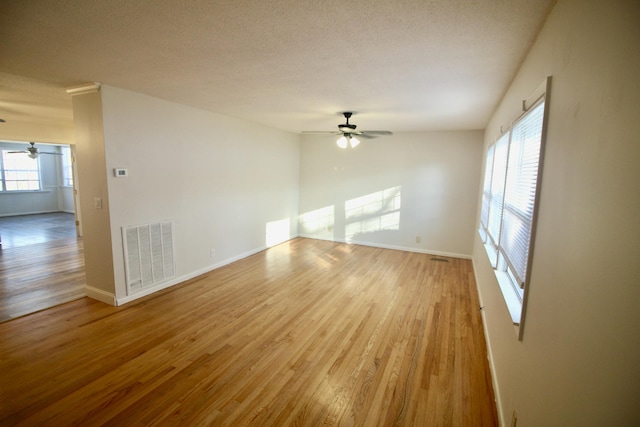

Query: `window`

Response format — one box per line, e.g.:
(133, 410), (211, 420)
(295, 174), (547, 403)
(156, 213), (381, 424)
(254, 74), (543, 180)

(62, 146), (73, 187)
(1, 151), (41, 191)
(479, 78), (550, 331)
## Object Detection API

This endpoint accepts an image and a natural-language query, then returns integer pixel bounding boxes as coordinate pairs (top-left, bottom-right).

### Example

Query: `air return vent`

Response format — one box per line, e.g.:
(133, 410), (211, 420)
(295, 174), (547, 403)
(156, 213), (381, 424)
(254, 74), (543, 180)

(123, 220), (175, 295)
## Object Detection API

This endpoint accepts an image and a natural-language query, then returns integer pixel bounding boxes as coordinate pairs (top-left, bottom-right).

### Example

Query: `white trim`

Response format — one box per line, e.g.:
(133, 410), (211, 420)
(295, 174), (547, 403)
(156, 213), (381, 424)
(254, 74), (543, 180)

(494, 271), (522, 325)
(66, 82), (101, 95)
(0, 190), (52, 195)
(85, 286), (116, 306)
(298, 234), (472, 259)
(479, 238), (522, 328)
(0, 209), (61, 217)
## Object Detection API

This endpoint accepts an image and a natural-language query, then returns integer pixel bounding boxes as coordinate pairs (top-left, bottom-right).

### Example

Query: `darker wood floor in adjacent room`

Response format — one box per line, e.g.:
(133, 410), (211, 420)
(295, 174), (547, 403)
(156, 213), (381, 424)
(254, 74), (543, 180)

(0, 238), (497, 426)
(0, 213), (85, 322)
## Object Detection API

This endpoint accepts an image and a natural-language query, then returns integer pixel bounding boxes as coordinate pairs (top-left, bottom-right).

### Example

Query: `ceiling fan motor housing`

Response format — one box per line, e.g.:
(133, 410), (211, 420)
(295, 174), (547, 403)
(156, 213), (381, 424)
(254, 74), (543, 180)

(338, 112), (356, 131)
(338, 123), (357, 131)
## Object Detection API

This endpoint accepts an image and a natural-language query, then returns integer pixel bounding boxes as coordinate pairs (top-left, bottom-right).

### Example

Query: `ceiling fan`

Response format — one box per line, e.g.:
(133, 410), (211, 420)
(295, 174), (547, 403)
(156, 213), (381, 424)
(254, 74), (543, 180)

(303, 112), (392, 148)
(8, 142), (63, 159)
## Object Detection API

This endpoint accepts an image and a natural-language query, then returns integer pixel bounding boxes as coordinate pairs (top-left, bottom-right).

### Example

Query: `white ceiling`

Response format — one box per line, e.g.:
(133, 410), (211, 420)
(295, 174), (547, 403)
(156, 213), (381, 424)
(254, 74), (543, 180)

(0, 0), (556, 134)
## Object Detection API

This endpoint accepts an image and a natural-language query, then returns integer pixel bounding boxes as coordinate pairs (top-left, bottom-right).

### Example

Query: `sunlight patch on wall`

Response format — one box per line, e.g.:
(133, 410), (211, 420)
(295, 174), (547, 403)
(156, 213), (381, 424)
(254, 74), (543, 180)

(345, 186), (401, 242)
(266, 218), (291, 247)
(299, 205), (335, 237)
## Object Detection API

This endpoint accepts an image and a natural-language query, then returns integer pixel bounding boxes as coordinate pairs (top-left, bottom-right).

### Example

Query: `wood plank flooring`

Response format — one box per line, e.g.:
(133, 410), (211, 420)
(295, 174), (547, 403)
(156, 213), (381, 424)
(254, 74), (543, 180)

(0, 212), (78, 248)
(0, 238), (497, 426)
(0, 213), (85, 322)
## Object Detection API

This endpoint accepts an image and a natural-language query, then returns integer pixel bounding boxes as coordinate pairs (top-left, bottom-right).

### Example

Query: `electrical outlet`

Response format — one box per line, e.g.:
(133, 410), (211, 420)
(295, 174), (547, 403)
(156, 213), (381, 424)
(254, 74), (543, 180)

(210, 249), (216, 258)
(415, 236), (421, 243)
(511, 410), (517, 427)
(94, 197), (102, 209)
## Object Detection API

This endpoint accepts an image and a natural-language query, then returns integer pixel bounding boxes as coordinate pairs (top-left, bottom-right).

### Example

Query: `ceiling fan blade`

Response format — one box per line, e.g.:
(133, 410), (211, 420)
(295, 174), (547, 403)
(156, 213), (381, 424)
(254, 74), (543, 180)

(361, 131), (393, 135)
(303, 112), (393, 144)
(7, 150), (29, 154)
(301, 131), (342, 135)
(39, 151), (63, 155)
(356, 131), (393, 139)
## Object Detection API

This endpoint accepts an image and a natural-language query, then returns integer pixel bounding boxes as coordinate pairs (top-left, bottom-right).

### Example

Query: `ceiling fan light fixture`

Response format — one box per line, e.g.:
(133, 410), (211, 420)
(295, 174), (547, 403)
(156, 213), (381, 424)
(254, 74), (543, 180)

(305, 112), (392, 148)
(28, 153), (38, 159)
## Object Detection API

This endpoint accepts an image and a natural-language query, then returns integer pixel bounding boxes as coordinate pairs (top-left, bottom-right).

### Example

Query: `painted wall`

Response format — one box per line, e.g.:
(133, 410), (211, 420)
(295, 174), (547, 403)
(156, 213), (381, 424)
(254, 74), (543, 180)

(0, 141), (74, 216)
(100, 86), (300, 301)
(473, 1), (640, 425)
(299, 131), (483, 258)
(69, 88), (116, 301)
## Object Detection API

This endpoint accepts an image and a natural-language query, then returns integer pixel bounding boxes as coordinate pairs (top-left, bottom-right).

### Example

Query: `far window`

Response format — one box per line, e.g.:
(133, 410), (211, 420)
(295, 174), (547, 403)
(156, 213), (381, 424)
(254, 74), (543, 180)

(62, 146), (73, 187)
(1, 151), (41, 191)
(479, 79), (549, 330)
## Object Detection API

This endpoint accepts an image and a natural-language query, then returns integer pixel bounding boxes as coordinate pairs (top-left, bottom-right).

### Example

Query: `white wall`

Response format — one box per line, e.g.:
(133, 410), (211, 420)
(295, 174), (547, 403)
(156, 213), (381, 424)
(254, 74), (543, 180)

(100, 86), (300, 301)
(473, 1), (640, 425)
(300, 131), (483, 257)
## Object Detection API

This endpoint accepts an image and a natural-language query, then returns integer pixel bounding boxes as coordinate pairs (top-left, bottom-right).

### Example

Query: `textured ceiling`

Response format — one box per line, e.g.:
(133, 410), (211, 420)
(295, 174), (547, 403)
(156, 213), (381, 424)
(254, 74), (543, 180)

(0, 0), (556, 134)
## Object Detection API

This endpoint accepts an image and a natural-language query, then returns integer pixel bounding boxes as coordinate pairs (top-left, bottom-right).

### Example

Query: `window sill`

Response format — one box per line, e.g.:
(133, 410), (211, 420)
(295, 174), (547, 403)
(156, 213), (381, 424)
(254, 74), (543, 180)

(0, 190), (50, 194)
(494, 270), (522, 325)
(478, 231), (522, 326)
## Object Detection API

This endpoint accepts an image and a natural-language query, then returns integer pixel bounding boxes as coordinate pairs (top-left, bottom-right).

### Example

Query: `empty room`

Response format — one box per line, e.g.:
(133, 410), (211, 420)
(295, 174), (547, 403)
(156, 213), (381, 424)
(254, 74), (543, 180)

(1, 1), (639, 426)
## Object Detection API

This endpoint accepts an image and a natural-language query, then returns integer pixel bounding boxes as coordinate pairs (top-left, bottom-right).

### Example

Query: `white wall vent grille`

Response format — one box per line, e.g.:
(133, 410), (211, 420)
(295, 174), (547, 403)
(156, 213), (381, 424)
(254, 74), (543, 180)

(123, 220), (175, 294)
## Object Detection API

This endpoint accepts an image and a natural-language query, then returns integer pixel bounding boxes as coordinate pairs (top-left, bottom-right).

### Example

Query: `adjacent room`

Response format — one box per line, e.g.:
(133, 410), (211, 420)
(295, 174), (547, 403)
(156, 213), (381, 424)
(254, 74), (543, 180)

(1, 1), (638, 426)
(0, 141), (84, 321)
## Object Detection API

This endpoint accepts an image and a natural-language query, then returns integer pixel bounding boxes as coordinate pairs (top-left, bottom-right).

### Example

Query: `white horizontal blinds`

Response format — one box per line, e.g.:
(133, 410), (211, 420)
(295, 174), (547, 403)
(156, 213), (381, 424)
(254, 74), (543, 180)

(499, 101), (545, 288)
(486, 133), (509, 264)
(480, 143), (495, 239)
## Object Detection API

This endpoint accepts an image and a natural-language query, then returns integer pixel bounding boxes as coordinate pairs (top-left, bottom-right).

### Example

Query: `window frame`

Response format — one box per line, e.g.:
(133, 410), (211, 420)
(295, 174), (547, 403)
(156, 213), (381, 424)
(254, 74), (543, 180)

(479, 77), (551, 339)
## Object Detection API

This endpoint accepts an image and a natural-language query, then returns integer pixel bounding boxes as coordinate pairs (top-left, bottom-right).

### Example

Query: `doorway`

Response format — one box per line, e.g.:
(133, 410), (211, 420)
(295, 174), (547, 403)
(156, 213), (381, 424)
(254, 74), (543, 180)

(0, 141), (85, 322)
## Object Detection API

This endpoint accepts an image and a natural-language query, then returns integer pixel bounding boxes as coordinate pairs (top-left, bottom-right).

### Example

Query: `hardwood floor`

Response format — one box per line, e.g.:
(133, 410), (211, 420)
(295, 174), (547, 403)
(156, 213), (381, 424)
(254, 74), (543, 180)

(0, 212), (77, 248)
(0, 238), (497, 426)
(0, 213), (85, 322)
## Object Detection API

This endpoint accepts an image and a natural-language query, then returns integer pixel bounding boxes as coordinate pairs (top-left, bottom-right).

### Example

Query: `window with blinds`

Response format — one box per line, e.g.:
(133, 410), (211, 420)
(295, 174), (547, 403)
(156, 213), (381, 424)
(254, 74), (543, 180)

(480, 94), (548, 306)
(0, 151), (41, 191)
(501, 102), (545, 289)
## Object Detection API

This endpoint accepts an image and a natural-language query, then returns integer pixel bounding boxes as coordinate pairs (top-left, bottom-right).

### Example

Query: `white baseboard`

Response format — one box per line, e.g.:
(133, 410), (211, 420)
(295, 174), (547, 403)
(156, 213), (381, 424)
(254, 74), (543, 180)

(0, 209), (60, 218)
(115, 243), (274, 306)
(471, 256), (504, 427)
(85, 286), (117, 306)
(297, 234), (472, 259)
